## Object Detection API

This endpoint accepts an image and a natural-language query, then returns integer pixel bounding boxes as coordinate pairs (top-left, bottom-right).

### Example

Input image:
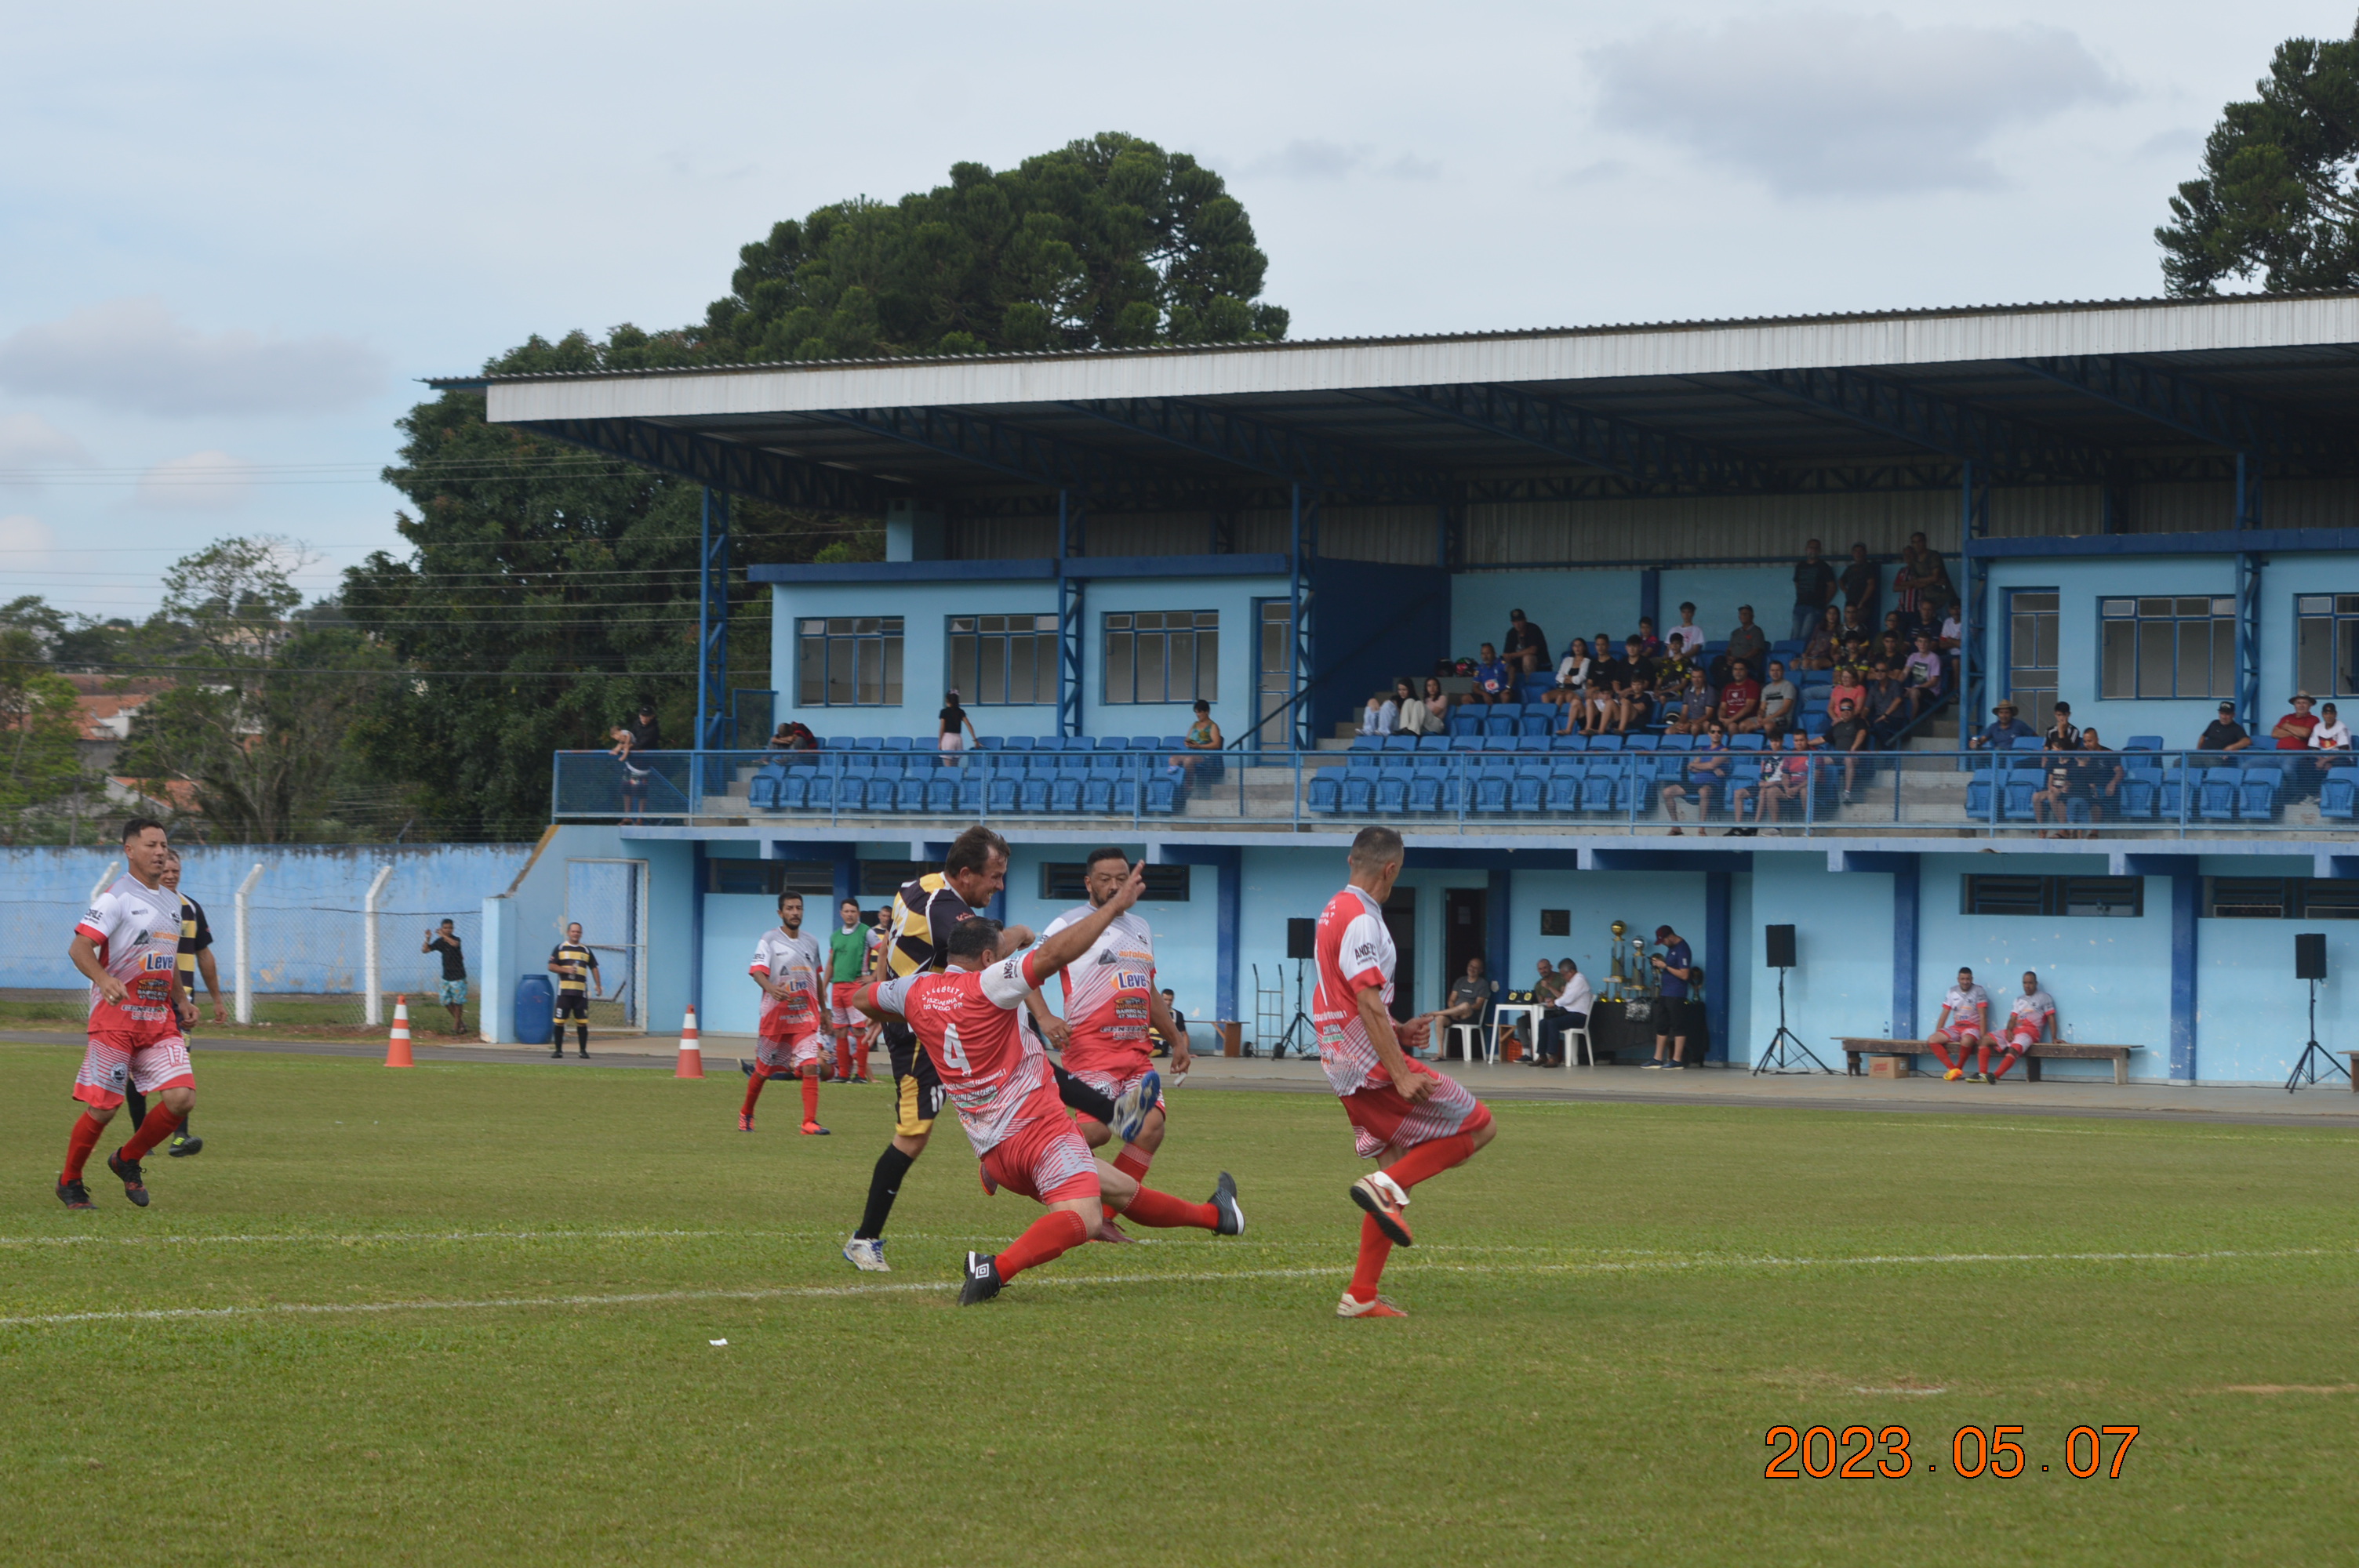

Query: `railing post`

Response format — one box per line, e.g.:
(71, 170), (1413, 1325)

(362, 863), (394, 1027)
(233, 862), (264, 1025)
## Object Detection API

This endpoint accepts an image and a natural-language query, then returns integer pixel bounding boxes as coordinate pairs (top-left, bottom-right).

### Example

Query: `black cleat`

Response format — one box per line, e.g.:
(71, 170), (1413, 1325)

(577, 1050), (590, 1059)
(167, 1131), (203, 1158)
(958, 1250), (1003, 1306)
(56, 1178), (93, 1210)
(550, 1047), (563, 1059)
(739, 1058), (757, 1078)
(107, 1151), (150, 1207)
(1211, 1171), (1245, 1236)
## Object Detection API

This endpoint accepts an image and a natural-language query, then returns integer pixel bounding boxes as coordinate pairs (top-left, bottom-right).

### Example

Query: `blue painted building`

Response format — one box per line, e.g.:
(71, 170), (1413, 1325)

(435, 293), (2359, 1083)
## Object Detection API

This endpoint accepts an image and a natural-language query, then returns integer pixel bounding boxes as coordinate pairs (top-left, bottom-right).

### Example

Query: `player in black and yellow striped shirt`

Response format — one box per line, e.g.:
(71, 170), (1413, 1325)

(158, 851), (223, 1156)
(548, 924), (600, 1059)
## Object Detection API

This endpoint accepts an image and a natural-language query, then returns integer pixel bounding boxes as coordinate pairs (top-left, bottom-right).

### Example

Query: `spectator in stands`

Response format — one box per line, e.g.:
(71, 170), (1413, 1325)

(1841, 542), (1880, 626)
(1732, 731), (1810, 832)
(1613, 636), (1658, 733)
(2273, 692), (2320, 750)
(1829, 665), (1867, 735)
(1717, 658), (1761, 732)
(1798, 605), (1840, 672)
(2311, 701), (2350, 752)
(1471, 643), (1514, 706)
(1358, 687), (1399, 736)
(1902, 633), (1946, 720)
(1893, 532), (1950, 616)
(2197, 700), (2252, 756)
(1176, 699), (1222, 785)
(1841, 601), (1872, 644)
(1579, 639), (1632, 735)
(1970, 701), (2034, 750)
(1865, 662), (1910, 746)
(1545, 638), (1592, 714)
(2032, 746), (2076, 833)
(1666, 603), (1705, 659)
(2070, 729), (2122, 835)
(768, 720), (817, 751)
(1635, 617), (1664, 659)
(1503, 609), (1550, 677)
(940, 690), (979, 753)
(610, 725), (651, 822)
(2045, 701), (2080, 751)
(1876, 630), (1910, 673)
(1437, 956), (1498, 1052)
(1792, 539), (1839, 642)
(1726, 605), (1769, 673)
(1151, 989), (1186, 1058)
(1661, 720), (1732, 830)
(1752, 660), (1798, 736)
(1664, 666), (1714, 735)
(1536, 960), (1593, 1066)
(1398, 677), (1445, 736)
(1823, 695), (1873, 796)
(1939, 599), (1964, 658)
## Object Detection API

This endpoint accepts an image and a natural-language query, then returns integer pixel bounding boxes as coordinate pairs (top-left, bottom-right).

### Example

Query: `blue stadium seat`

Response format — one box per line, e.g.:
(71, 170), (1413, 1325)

(1965, 775), (1995, 818)
(985, 764), (1023, 815)
(836, 760), (876, 811)
(1096, 735), (1128, 751)
(1375, 772), (1412, 814)
(2239, 767), (2284, 819)
(1449, 734), (1486, 753)
(1415, 733), (1450, 752)
(1348, 736), (1382, 753)
(1003, 736), (1035, 752)
(852, 736), (884, 751)
(2198, 775), (2239, 822)
(1481, 713), (1517, 739)
(1470, 765), (1514, 814)
(2118, 767), (2161, 820)
(954, 769), (986, 813)
(1545, 764), (1585, 814)
(1339, 763), (1379, 815)
(1730, 734), (1765, 752)
(1306, 765), (1347, 815)
(1129, 735), (1161, 750)
(1512, 766), (1550, 812)
(1624, 733), (1659, 752)
(823, 735), (855, 751)
(1517, 710), (1554, 738)
(896, 768), (936, 812)
(1578, 763), (1620, 815)
(1589, 733), (1623, 752)
(1551, 732), (1588, 753)
(924, 771), (958, 812)
(1382, 734), (1417, 753)
(1143, 775), (1182, 815)
(1448, 710), (1482, 738)
(2011, 737), (2045, 752)
(2124, 734), (2164, 753)
(747, 763), (787, 810)
(974, 735), (1002, 751)
(2004, 778), (2038, 822)
(883, 735), (914, 751)
(2321, 769), (2359, 820)
(1019, 771), (1054, 812)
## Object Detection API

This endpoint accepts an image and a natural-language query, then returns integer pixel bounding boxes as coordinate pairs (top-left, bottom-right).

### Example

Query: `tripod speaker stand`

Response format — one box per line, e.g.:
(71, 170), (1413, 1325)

(2284, 934), (2346, 1092)
(1269, 918), (1318, 1059)
(1751, 923), (1832, 1076)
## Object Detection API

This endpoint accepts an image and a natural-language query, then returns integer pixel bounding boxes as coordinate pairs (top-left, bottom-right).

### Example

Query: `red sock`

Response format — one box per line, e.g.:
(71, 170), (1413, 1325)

(1975, 1044), (1993, 1075)
(61, 1112), (104, 1183)
(1118, 1185), (1215, 1230)
(1382, 1130), (1478, 1192)
(1347, 1212), (1393, 1301)
(855, 1032), (871, 1078)
(834, 1037), (852, 1079)
(119, 1104), (182, 1161)
(1990, 1051), (2019, 1081)
(741, 1073), (766, 1116)
(1928, 1040), (1959, 1071)
(801, 1070), (820, 1123)
(1111, 1146), (1152, 1181)
(996, 1210), (1090, 1281)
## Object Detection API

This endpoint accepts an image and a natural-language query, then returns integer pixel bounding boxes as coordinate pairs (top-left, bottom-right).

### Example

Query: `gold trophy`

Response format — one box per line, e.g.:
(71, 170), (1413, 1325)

(1607, 920), (1629, 1002)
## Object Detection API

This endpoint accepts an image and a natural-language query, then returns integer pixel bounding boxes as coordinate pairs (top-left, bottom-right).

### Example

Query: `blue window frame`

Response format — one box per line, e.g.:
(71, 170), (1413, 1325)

(947, 614), (1058, 705)
(2098, 596), (2234, 700)
(1103, 610), (1219, 705)
(2294, 595), (2359, 698)
(796, 616), (903, 706)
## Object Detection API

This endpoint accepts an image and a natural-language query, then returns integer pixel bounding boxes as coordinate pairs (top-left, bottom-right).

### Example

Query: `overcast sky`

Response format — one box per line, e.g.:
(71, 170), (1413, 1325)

(0, 0), (2339, 618)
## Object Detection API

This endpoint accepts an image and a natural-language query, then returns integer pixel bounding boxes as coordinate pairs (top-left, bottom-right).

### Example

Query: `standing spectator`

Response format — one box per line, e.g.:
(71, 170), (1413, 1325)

(1634, 618), (1665, 659)
(423, 918), (467, 1035)
(1752, 659), (1798, 736)
(625, 703), (662, 753)
(1402, 676), (1451, 736)
(1665, 603), (1706, 659)
(1725, 605), (1768, 675)
(1358, 688), (1399, 737)
(2197, 700), (2252, 756)
(1717, 659), (1762, 732)
(1536, 960), (1593, 1066)
(938, 690), (978, 753)
(1970, 700), (2035, 750)
(1791, 539), (1838, 642)
(1646, 924), (1699, 1069)
(2044, 701), (2081, 751)
(2273, 692), (2320, 750)
(1502, 609), (1550, 677)
(610, 726), (652, 823)
(1840, 542), (1881, 627)
(1892, 532), (1949, 616)
(1471, 643), (1514, 706)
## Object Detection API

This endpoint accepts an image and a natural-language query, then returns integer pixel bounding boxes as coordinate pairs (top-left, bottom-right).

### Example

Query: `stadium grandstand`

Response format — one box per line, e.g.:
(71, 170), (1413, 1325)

(434, 290), (2359, 1086)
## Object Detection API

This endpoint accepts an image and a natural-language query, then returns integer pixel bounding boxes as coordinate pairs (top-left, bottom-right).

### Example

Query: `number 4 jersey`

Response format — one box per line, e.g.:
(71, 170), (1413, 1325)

(871, 949), (1053, 1156)
(1039, 902), (1155, 1078)
(77, 874), (185, 1047)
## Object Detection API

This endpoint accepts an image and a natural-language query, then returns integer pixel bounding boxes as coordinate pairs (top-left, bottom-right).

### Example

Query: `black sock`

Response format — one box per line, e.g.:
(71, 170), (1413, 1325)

(576, 1025), (589, 1051)
(123, 1087), (148, 1129)
(856, 1144), (916, 1240)
(1052, 1064), (1118, 1125)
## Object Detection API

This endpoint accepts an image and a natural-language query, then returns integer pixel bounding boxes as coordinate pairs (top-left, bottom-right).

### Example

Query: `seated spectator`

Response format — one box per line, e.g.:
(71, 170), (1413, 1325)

(1797, 604), (1841, 672)
(767, 720), (817, 751)
(2197, 700), (2252, 756)
(1358, 688), (1399, 737)
(1609, 637), (1657, 733)
(2312, 701), (2350, 752)
(1665, 602), (1706, 659)
(1732, 731), (1809, 833)
(1823, 695), (1872, 795)
(1841, 601), (1872, 644)
(2032, 748), (2076, 833)
(1471, 644), (1514, 705)
(1438, 957), (1498, 1040)
(1877, 631), (1909, 673)
(1792, 538), (1839, 643)
(1634, 617), (1665, 659)
(1865, 662), (1910, 746)
(1663, 667), (1714, 735)
(1751, 660), (1798, 735)
(1726, 605), (1769, 673)
(1503, 609), (1550, 677)
(1661, 720), (1732, 830)
(2044, 702), (2080, 751)
(1536, 960), (1594, 1066)
(1938, 599), (1963, 657)
(1579, 642), (1633, 735)
(2273, 691), (2320, 750)
(1902, 633), (1946, 719)
(1970, 701), (2034, 750)
(1175, 699), (1222, 784)
(1398, 677), (1446, 736)
(2070, 730), (2121, 836)
(1717, 659), (1762, 731)
(1841, 541), (1880, 626)
(1544, 638), (1593, 710)
(1829, 666), (1868, 733)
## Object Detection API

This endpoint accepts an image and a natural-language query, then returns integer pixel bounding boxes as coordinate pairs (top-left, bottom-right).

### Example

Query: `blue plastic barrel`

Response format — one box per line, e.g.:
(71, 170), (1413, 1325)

(514, 975), (554, 1045)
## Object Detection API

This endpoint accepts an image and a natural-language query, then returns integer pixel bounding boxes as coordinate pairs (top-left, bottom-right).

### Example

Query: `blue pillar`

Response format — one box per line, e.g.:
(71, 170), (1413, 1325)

(688, 842), (707, 1018)
(1961, 461), (1990, 731)
(1485, 867), (1511, 990)
(1637, 568), (1661, 638)
(1705, 870), (1731, 1063)
(831, 848), (857, 911)
(2171, 870), (2198, 1083)
(2234, 550), (2262, 737)
(1216, 851), (1241, 1023)
(1890, 855), (1920, 1036)
(697, 488), (730, 751)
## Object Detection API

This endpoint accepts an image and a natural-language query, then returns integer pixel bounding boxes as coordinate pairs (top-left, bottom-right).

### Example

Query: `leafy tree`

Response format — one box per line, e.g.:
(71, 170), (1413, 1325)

(0, 626), (85, 828)
(2159, 22), (2359, 293)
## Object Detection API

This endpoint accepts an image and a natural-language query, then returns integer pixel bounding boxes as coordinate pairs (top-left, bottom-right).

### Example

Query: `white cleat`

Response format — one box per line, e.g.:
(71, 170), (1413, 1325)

(1108, 1070), (1160, 1143)
(841, 1236), (890, 1272)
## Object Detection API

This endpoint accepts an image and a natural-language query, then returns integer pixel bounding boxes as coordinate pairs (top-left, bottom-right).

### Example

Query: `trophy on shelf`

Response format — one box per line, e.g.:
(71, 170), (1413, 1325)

(1607, 920), (1630, 1001)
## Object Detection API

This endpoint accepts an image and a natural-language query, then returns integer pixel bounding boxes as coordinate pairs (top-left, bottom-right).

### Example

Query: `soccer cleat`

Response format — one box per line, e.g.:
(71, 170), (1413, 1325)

(1337, 1291), (1408, 1318)
(550, 1047), (563, 1059)
(959, 1250), (1003, 1306)
(1350, 1171), (1414, 1247)
(842, 1237), (890, 1272)
(1090, 1217), (1136, 1244)
(1967, 1073), (1990, 1084)
(1211, 1171), (1245, 1236)
(800, 1121), (831, 1136)
(739, 1058), (757, 1078)
(106, 1151), (150, 1208)
(166, 1131), (202, 1158)
(1943, 1068), (1965, 1081)
(738, 1111), (754, 1132)
(1107, 1069), (1160, 1143)
(56, 1178), (93, 1211)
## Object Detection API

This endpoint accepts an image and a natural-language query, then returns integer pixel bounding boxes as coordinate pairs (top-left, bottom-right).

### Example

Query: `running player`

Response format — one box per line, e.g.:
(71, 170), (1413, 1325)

(159, 849), (223, 1156)
(1038, 847), (1190, 1243)
(841, 826), (1154, 1274)
(56, 818), (194, 1210)
(827, 897), (874, 1083)
(742, 891), (832, 1134)
(856, 859), (1241, 1305)
(1316, 826), (1496, 1319)
(548, 922), (599, 1058)
(1986, 970), (2059, 1083)
(1927, 966), (1993, 1081)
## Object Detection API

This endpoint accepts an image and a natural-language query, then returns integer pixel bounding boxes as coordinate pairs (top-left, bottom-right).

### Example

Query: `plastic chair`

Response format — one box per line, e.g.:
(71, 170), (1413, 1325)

(883, 735), (914, 751)
(2321, 770), (2359, 821)
(2239, 768), (2284, 819)
(2124, 735), (2164, 753)
(1589, 733), (1624, 752)
(1552, 732), (1588, 753)
(1383, 734), (1417, 753)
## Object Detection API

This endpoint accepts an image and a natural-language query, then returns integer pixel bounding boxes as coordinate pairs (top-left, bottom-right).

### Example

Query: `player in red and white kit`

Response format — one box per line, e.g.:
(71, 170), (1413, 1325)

(743, 891), (833, 1135)
(857, 860), (1243, 1305)
(1316, 826), (1496, 1318)
(56, 818), (194, 1210)
(1926, 967), (1994, 1081)
(1986, 971), (2059, 1083)
(1037, 847), (1191, 1242)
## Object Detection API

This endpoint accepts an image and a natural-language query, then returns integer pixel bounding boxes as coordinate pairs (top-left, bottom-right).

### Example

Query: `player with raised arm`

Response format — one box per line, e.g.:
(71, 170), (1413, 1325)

(1317, 826), (1497, 1318)
(856, 859), (1241, 1305)
(841, 826), (1157, 1273)
(1036, 847), (1192, 1243)
(741, 891), (832, 1135)
(1927, 966), (1994, 1082)
(1986, 970), (2059, 1083)
(56, 818), (194, 1210)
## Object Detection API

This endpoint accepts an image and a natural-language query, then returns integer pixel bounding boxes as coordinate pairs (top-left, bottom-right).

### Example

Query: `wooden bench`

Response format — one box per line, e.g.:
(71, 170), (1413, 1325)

(1836, 1037), (2138, 1085)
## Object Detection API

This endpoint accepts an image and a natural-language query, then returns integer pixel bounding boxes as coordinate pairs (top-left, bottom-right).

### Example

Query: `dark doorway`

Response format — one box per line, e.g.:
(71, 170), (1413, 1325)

(1444, 887), (1486, 1000)
(1382, 885), (1416, 1021)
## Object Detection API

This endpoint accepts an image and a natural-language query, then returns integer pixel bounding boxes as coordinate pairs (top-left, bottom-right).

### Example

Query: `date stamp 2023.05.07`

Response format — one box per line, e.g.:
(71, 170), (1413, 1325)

(1765, 1425), (2139, 1481)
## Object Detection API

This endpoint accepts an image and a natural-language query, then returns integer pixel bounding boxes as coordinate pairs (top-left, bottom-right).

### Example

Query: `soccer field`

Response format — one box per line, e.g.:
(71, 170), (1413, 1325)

(2, 1046), (2354, 1566)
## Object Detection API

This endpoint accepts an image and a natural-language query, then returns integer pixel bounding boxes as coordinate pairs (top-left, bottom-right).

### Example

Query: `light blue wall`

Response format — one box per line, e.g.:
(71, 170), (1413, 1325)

(1743, 858), (1896, 1050)
(480, 826), (694, 1043)
(697, 893), (787, 1036)
(1506, 869), (1722, 1054)
(1079, 575), (1283, 746)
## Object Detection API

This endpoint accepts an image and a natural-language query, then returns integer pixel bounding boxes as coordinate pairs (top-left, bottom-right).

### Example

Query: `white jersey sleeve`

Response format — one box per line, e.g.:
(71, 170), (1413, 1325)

(978, 951), (1038, 1010)
(872, 975), (918, 1018)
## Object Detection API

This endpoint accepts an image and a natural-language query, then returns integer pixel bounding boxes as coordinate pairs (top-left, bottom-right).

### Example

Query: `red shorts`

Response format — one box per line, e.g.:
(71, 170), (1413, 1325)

(2003, 1025), (2039, 1051)
(829, 981), (867, 1030)
(980, 1115), (1101, 1204)
(74, 1034), (193, 1110)
(755, 1029), (823, 1073)
(1339, 1062), (1492, 1161)
(1935, 1022), (1984, 1044)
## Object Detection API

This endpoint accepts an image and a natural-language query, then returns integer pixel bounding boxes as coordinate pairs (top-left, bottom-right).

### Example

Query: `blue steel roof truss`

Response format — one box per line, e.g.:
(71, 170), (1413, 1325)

(2015, 354), (2357, 471)
(516, 416), (892, 514)
(1060, 397), (1455, 503)
(1374, 383), (1782, 494)
(1731, 367), (2112, 482)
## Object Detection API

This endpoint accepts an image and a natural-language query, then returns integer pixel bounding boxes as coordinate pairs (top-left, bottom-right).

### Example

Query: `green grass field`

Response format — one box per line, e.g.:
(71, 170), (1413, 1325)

(2, 1044), (2354, 1566)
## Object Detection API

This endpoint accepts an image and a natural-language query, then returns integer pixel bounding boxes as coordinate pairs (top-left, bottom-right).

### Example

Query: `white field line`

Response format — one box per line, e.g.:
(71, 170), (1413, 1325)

(0, 1228), (985, 1250)
(2, 1247), (2349, 1331)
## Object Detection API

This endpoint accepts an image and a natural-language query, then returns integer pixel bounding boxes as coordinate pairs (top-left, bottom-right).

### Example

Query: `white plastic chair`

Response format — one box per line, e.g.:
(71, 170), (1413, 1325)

(1447, 1022), (1486, 1064)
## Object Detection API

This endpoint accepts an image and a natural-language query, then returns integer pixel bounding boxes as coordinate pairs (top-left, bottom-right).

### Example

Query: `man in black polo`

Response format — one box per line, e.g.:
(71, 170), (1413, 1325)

(1791, 540), (1837, 644)
(2197, 701), (2252, 757)
(1646, 924), (1700, 1069)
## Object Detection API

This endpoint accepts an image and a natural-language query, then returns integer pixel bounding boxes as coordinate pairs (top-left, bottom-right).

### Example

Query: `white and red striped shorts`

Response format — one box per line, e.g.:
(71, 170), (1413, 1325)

(1339, 1062), (1491, 1160)
(75, 1034), (193, 1110)
(981, 1115), (1101, 1204)
(755, 1030), (823, 1073)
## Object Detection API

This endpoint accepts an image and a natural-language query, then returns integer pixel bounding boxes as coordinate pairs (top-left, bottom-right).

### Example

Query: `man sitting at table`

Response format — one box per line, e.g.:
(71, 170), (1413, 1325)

(1536, 959), (1593, 1066)
(1435, 956), (1497, 1060)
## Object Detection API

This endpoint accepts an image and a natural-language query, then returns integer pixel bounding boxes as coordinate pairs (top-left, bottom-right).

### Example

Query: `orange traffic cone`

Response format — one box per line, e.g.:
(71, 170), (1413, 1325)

(674, 1004), (705, 1079)
(386, 996), (414, 1068)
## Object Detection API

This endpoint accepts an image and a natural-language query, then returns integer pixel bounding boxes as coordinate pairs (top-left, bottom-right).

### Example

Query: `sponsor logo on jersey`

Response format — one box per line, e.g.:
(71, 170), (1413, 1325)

(1116, 968), (1151, 992)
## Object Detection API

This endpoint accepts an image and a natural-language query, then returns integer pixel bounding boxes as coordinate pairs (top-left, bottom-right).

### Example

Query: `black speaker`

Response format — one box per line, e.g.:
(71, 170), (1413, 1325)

(1765, 924), (1797, 970)
(1286, 917), (1317, 960)
(2296, 931), (2328, 981)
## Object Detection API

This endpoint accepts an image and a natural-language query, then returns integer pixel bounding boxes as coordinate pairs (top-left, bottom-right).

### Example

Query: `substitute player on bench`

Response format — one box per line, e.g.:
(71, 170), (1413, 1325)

(856, 859), (1241, 1305)
(742, 891), (832, 1135)
(1987, 970), (2059, 1083)
(1927, 966), (1994, 1081)
(1038, 847), (1191, 1243)
(1316, 826), (1497, 1319)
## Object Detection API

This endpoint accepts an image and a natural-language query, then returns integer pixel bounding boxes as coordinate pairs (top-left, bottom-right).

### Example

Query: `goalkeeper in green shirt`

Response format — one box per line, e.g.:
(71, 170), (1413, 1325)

(827, 898), (880, 1083)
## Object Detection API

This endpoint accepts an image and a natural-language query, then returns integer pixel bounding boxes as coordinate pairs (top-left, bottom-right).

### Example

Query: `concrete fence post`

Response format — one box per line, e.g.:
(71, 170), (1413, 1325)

(233, 862), (265, 1025)
(362, 864), (394, 1026)
(86, 862), (118, 904)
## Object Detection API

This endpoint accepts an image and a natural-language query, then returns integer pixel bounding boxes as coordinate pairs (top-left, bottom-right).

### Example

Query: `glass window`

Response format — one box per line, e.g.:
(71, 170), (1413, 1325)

(2292, 594), (2359, 699)
(798, 617), (903, 707)
(1965, 876), (2143, 917)
(945, 612), (1057, 706)
(2097, 596), (2234, 700)
(1104, 609), (1219, 704)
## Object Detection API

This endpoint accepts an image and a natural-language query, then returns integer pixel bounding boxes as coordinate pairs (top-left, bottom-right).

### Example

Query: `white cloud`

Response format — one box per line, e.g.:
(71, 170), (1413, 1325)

(136, 450), (253, 510)
(1590, 13), (2131, 198)
(0, 297), (390, 418)
(0, 412), (95, 470)
(0, 511), (59, 568)
(1244, 140), (1441, 182)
